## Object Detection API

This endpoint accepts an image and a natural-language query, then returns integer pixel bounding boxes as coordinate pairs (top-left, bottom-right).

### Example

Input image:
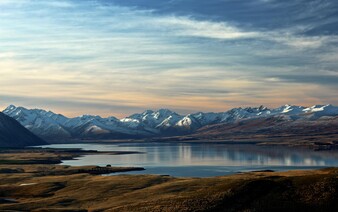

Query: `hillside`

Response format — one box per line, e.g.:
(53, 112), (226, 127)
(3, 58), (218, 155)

(0, 112), (47, 148)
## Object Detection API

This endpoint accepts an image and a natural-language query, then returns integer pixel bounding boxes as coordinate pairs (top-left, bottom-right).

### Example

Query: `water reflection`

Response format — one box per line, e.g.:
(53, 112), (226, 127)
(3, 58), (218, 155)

(42, 143), (338, 177)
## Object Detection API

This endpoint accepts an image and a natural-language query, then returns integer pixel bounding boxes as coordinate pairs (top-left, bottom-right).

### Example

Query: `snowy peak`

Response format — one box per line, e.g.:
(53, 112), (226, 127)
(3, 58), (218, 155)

(77, 114), (103, 121)
(243, 105), (269, 113)
(222, 106), (270, 122)
(272, 104), (306, 115)
(174, 114), (203, 131)
(176, 116), (194, 127)
(302, 104), (338, 117)
(4, 104), (67, 122)
(130, 109), (178, 119)
(142, 110), (154, 115)
(4, 104), (17, 112)
(188, 112), (224, 126)
(3, 104), (338, 140)
(3, 105), (71, 139)
(127, 108), (183, 129)
(304, 104), (334, 113)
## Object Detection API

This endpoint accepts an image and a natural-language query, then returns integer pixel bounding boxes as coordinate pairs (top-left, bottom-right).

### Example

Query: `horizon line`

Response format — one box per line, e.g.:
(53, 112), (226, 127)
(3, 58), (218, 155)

(1, 103), (335, 119)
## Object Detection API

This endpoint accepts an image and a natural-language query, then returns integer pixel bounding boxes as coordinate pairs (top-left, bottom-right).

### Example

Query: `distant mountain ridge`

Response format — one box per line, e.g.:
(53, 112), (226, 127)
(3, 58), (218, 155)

(3, 104), (338, 141)
(0, 112), (47, 147)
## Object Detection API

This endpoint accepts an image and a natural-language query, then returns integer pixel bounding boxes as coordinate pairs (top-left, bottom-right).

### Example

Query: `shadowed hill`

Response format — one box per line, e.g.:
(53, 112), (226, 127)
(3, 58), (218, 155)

(0, 166), (337, 211)
(0, 112), (47, 148)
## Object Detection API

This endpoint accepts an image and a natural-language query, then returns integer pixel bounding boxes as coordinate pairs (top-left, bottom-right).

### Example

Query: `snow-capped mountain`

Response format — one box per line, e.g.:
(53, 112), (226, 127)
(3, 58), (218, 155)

(3, 105), (71, 139)
(124, 109), (184, 133)
(3, 104), (338, 140)
(2, 105), (155, 139)
(303, 104), (338, 117)
(272, 104), (306, 115)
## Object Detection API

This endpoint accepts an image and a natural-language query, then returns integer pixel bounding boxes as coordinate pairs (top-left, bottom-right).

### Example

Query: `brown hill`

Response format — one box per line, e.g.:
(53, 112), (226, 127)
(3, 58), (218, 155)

(187, 116), (338, 149)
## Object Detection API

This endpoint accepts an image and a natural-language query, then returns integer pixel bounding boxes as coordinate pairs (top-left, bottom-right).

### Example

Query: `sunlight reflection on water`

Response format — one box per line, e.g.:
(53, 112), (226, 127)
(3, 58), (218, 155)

(39, 142), (338, 177)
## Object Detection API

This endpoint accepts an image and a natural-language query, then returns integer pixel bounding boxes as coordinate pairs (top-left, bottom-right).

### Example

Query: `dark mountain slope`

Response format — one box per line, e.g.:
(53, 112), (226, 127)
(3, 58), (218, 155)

(0, 112), (47, 148)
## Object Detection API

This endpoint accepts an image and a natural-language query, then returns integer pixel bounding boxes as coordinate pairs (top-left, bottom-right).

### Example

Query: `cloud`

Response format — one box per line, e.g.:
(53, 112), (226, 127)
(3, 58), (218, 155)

(0, 0), (74, 7)
(0, 0), (337, 116)
(43, 1), (74, 8)
(153, 16), (260, 40)
(0, 0), (21, 5)
(271, 75), (338, 86)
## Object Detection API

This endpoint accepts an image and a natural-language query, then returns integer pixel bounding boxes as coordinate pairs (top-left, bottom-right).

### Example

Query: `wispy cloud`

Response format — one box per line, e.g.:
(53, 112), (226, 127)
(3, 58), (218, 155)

(152, 16), (260, 40)
(0, 0), (337, 116)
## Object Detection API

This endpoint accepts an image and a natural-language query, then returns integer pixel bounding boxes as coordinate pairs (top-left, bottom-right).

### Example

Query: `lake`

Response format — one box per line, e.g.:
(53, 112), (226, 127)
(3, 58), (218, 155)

(39, 142), (338, 177)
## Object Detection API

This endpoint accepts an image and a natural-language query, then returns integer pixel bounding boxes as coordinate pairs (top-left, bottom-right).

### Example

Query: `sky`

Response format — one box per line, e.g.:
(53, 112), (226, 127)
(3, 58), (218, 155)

(0, 0), (338, 118)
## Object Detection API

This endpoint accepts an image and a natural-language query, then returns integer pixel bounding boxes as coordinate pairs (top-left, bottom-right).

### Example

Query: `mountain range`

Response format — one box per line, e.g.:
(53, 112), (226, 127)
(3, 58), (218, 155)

(3, 104), (338, 141)
(0, 112), (47, 147)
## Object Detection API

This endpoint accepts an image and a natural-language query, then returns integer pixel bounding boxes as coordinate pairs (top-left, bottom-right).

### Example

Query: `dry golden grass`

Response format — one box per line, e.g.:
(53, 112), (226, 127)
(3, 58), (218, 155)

(0, 167), (337, 211)
(0, 149), (338, 211)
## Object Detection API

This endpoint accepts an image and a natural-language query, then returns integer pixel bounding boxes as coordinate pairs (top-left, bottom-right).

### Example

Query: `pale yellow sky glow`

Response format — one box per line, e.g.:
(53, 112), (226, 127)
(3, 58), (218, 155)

(0, 0), (337, 118)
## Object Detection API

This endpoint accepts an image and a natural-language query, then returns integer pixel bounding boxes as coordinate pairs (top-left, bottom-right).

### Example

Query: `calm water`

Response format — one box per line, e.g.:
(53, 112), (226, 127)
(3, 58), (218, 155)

(39, 142), (338, 177)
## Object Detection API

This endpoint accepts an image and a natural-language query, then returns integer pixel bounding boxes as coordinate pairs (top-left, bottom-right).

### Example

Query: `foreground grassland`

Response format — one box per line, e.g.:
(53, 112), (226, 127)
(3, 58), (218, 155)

(0, 149), (337, 212)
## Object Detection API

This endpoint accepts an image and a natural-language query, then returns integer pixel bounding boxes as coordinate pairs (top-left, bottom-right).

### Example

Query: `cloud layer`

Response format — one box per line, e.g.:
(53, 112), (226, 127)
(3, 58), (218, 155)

(0, 0), (337, 117)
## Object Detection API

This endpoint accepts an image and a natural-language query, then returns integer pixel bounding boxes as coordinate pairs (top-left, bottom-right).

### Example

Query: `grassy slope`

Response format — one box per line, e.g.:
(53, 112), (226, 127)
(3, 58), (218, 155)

(0, 168), (337, 211)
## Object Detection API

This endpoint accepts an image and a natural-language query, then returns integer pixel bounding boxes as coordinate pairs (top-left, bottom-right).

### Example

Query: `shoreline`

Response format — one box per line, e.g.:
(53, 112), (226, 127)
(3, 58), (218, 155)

(2, 143), (337, 177)
(0, 147), (145, 175)
(45, 138), (338, 152)
(0, 147), (338, 211)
